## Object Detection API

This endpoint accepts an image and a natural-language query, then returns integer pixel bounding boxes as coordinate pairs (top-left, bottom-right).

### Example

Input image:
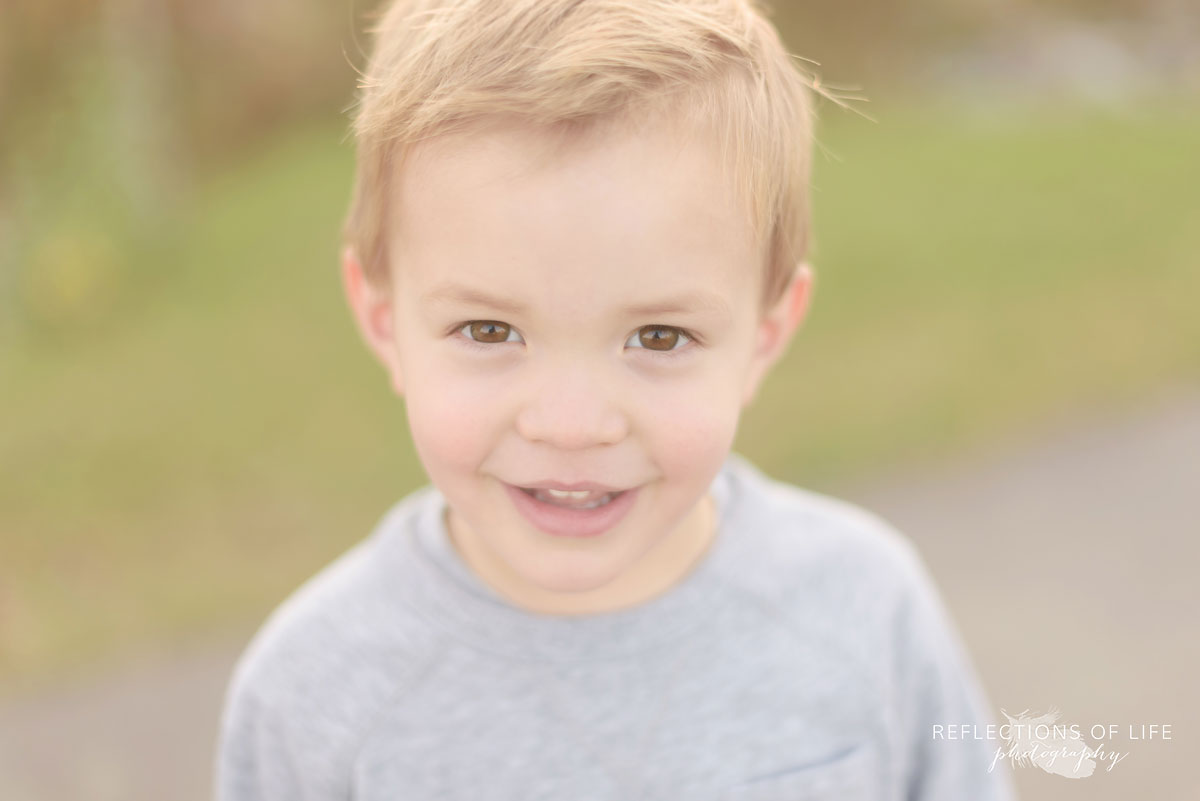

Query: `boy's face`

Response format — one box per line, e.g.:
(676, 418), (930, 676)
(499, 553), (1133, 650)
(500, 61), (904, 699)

(345, 117), (810, 614)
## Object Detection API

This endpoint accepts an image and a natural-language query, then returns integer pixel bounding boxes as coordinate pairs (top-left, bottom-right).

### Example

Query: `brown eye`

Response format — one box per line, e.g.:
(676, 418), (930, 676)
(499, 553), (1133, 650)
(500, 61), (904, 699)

(633, 325), (688, 352)
(464, 320), (516, 344)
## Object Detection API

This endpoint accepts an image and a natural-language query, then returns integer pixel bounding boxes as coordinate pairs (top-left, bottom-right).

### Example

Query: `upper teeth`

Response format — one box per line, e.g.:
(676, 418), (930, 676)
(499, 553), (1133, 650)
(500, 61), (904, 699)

(529, 487), (616, 509)
(544, 489), (595, 500)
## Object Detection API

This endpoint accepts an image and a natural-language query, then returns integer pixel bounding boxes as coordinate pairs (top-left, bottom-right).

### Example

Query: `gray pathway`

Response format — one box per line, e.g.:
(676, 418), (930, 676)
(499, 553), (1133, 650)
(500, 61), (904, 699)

(1, 385), (1196, 800)
(841, 384), (1198, 801)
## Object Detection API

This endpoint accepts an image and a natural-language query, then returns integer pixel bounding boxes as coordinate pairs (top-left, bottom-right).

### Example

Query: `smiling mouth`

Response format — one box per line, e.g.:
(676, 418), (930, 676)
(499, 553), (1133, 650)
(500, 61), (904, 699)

(517, 487), (624, 510)
(504, 481), (640, 538)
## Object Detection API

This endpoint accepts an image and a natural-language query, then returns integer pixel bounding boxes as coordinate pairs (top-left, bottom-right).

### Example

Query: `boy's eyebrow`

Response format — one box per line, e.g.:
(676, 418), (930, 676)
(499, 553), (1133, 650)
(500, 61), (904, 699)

(624, 293), (731, 319)
(423, 283), (731, 319)
(424, 284), (529, 314)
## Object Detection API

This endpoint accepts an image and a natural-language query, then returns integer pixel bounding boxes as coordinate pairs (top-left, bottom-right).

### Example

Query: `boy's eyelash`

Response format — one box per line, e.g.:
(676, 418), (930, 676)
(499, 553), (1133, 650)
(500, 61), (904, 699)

(452, 321), (517, 352)
(631, 325), (702, 352)
(449, 321), (702, 353)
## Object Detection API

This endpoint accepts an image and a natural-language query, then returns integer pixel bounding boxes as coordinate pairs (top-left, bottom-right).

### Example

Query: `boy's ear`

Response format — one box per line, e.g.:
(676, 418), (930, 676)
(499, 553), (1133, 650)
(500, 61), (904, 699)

(740, 262), (813, 408)
(341, 246), (405, 397)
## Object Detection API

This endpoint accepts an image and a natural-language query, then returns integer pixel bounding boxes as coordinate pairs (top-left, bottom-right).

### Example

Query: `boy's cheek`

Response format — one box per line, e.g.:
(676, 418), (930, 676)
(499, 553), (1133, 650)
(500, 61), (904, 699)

(400, 359), (742, 471)
(402, 373), (498, 471)
(642, 394), (740, 478)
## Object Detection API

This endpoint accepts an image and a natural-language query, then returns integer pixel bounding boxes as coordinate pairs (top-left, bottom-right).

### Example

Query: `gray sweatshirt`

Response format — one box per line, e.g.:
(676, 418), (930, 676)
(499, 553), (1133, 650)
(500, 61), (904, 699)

(214, 451), (1017, 800)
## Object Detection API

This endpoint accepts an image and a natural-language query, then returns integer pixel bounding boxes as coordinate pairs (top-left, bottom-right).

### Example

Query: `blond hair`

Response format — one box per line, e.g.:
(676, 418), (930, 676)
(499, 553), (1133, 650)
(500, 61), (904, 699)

(344, 0), (825, 311)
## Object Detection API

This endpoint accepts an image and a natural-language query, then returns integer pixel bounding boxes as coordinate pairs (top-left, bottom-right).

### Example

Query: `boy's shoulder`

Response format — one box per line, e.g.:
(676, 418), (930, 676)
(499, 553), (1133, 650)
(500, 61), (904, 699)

(718, 454), (951, 673)
(722, 452), (928, 601)
(221, 489), (442, 730)
(215, 491), (451, 797)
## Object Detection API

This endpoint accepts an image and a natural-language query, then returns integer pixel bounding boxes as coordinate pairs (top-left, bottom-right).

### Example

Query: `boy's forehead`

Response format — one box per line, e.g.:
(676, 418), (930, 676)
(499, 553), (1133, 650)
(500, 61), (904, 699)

(396, 115), (724, 206)
(388, 117), (760, 276)
(401, 111), (698, 177)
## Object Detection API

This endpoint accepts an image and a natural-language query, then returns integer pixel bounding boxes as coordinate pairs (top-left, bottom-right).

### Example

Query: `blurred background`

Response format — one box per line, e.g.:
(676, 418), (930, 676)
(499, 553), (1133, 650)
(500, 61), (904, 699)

(1, 0), (1197, 799)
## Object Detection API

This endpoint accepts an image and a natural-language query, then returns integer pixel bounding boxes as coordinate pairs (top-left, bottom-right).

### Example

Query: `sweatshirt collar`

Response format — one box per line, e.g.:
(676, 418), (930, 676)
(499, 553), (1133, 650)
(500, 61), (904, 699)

(377, 453), (754, 663)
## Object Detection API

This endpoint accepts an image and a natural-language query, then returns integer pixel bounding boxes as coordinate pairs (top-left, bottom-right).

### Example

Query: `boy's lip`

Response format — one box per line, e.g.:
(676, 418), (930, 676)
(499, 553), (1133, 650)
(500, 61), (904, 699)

(508, 479), (628, 493)
(502, 482), (640, 538)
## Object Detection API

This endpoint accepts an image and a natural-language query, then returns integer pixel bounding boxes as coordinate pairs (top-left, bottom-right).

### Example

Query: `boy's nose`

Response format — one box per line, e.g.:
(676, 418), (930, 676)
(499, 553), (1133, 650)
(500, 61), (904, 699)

(514, 363), (628, 450)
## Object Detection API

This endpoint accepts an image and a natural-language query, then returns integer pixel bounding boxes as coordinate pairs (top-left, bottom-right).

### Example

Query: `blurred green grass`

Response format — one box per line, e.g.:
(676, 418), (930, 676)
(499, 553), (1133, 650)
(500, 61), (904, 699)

(2, 98), (1198, 694)
(746, 96), (1200, 480)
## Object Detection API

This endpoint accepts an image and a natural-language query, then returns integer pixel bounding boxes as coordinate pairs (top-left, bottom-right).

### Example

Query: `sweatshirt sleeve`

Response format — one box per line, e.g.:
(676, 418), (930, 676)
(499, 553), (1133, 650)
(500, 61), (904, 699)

(895, 546), (1019, 801)
(213, 663), (308, 801)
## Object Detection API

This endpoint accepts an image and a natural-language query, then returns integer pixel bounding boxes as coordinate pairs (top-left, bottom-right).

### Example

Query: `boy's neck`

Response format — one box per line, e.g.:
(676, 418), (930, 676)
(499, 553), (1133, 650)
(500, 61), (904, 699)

(444, 492), (718, 617)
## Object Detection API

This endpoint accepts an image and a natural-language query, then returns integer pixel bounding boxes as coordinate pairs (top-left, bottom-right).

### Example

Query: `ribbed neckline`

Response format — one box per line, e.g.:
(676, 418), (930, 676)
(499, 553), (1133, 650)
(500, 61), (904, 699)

(375, 452), (758, 663)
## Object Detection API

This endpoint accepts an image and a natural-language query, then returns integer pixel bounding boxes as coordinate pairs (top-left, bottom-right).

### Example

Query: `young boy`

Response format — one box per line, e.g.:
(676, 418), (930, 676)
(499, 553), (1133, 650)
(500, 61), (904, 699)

(215, 1), (1016, 799)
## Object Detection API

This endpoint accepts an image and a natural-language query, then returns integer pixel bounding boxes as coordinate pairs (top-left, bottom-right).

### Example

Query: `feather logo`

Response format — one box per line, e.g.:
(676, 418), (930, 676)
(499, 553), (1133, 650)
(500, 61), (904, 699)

(1001, 707), (1097, 779)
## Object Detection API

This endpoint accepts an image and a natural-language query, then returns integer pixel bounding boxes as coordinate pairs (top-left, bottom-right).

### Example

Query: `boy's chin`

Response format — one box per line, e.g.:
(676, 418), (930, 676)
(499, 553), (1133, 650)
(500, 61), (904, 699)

(515, 551), (633, 596)
(497, 550), (657, 614)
